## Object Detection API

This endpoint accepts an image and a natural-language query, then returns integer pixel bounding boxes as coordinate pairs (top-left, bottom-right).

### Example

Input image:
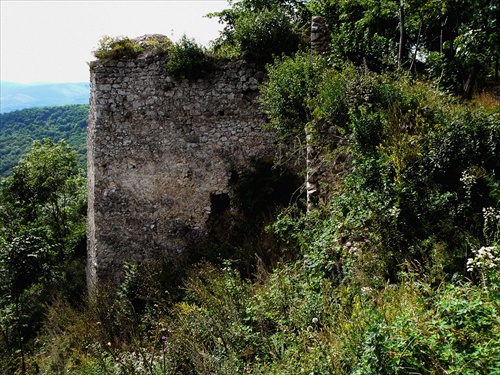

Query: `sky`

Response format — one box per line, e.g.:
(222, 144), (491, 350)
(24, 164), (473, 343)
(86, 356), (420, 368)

(0, 0), (229, 83)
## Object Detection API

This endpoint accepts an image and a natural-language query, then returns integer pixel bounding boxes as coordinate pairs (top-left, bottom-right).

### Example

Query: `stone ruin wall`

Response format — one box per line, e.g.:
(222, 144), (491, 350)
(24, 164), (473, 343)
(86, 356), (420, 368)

(87, 18), (331, 288)
(87, 50), (275, 287)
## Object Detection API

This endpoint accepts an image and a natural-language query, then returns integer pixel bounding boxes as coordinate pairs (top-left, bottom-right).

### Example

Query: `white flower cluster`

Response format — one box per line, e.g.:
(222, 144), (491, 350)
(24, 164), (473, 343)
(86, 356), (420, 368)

(467, 245), (500, 273)
(388, 206), (400, 218)
(460, 167), (487, 199)
(460, 170), (478, 188)
(483, 206), (500, 221)
(361, 286), (373, 295)
(483, 207), (500, 244)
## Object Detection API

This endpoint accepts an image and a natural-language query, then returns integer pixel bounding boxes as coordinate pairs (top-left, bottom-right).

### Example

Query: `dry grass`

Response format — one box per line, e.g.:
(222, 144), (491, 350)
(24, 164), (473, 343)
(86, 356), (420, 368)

(472, 86), (500, 113)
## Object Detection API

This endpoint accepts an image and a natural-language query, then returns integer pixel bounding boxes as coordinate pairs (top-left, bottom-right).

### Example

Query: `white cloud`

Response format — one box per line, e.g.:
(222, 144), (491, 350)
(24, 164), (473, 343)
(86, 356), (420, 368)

(0, 1), (227, 83)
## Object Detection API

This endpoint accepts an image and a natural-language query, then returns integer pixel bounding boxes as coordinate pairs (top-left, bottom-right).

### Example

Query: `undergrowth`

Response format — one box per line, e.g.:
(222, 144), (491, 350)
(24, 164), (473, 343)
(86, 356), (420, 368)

(31, 259), (499, 374)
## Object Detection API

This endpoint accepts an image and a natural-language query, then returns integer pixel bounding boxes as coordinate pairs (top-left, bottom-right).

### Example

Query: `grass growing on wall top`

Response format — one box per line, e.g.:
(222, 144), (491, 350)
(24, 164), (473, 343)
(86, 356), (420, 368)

(92, 36), (145, 59)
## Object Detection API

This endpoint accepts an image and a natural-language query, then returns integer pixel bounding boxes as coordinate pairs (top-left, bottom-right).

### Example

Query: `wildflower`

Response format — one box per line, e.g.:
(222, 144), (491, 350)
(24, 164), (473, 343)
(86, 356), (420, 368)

(361, 286), (373, 295)
(460, 170), (477, 186)
(388, 206), (400, 217)
(467, 245), (499, 272)
(312, 317), (319, 324)
(466, 257), (474, 272)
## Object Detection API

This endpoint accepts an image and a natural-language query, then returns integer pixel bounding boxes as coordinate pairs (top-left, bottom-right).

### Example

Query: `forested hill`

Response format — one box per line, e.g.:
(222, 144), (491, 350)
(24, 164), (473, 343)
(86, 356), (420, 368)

(0, 104), (88, 177)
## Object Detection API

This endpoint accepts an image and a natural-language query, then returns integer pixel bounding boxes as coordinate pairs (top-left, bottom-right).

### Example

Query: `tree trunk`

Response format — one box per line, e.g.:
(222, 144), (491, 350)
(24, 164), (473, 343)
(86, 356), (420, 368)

(462, 33), (484, 101)
(496, 55), (499, 81)
(398, 2), (406, 68)
(409, 21), (422, 73)
(15, 297), (26, 374)
(462, 60), (479, 101)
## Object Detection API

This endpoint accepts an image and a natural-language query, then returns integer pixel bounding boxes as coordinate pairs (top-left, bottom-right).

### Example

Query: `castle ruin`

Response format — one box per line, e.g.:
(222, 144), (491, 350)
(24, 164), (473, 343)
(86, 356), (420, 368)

(87, 17), (330, 288)
(86, 44), (275, 288)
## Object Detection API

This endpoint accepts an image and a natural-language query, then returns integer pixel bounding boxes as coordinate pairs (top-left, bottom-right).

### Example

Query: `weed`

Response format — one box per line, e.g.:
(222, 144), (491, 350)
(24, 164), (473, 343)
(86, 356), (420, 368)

(93, 36), (143, 60)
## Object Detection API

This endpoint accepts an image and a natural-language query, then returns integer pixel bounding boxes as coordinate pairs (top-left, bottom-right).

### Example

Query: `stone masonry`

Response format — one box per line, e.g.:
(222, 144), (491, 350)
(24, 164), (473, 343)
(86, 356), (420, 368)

(87, 41), (275, 288)
(311, 16), (330, 56)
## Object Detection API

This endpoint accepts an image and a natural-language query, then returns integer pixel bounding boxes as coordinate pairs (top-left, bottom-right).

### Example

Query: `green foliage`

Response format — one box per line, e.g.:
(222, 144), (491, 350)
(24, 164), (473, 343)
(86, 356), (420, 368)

(35, 260), (498, 374)
(204, 160), (301, 271)
(0, 232), (54, 296)
(310, 0), (500, 95)
(209, 0), (307, 64)
(232, 7), (301, 65)
(1, 139), (87, 247)
(262, 57), (498, 285)
(319, 0), (399, 71)
(166, 36), (210, 79)
(93, 35), (143, 59)
(261, 53), (322, 137)
(168, 264), (499, 374)
(355, 282), (500, 374)
(0, 104), (88, 177)
(0, 140), (87, 374)
(307, 67), (498, 282)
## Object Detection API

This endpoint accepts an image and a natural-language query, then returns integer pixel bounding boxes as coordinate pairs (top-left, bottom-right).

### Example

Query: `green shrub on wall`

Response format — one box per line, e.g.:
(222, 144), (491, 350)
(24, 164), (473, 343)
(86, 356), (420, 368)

(92, 34), (210, 79)
(93, 36), (143, 59)
(142, 34), (172, 54)
(166, 36), (210, 79)
(93, 35), (173, 61)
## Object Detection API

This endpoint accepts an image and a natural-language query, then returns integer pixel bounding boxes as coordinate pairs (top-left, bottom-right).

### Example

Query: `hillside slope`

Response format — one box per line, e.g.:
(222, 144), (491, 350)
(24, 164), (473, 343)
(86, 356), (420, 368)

(0, 104), (88, 177)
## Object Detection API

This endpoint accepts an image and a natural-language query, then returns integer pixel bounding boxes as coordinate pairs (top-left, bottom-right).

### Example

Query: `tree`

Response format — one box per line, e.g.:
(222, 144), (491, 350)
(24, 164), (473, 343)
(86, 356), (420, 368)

(310, 0), (400, 71)
(310, 0), (500, 95)
(0, 104), (88, 178)
(0, 139), (87, 374)
(453, 0), (500, 98)
(209, 0), (309, 64)
(1, 139), (86, 255)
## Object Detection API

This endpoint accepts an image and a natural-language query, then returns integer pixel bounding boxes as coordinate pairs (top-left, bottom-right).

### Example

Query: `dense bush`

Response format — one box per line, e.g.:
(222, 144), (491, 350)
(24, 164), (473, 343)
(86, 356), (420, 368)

(34, 260), (498, 374)
(309, 0), (500, 97)
(260, 53), (323, 143)
(209, 1), (307, 64)
(166, 36), (211, 79)
(231, 7), (301, 65)
(304, 68), (499, 284)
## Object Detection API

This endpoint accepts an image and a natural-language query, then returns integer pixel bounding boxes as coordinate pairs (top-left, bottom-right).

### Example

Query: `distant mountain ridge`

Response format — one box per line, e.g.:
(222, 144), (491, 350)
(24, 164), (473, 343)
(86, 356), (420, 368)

(0, 81), (90, 113)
